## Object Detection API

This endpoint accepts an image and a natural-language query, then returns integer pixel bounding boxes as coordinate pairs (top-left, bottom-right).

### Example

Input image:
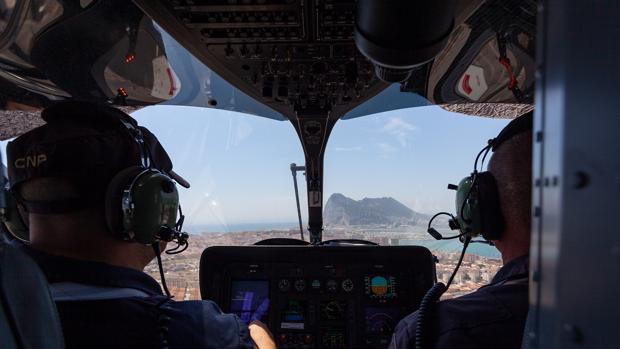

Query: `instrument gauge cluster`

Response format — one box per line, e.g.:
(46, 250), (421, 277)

(201, 246), (435, 349)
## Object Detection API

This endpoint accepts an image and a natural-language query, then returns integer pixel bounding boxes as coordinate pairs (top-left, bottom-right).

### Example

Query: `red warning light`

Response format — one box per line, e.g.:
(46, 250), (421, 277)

(125, 54), (135, 63)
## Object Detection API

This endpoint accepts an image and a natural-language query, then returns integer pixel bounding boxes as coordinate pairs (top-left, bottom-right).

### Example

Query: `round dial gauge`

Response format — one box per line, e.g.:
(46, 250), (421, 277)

(321, 300), (346, 321)
(278, 279), (291, 292)
(326, 279), (338, 293)
(341, 278), (354, 293)
(294, 279), (306, 292)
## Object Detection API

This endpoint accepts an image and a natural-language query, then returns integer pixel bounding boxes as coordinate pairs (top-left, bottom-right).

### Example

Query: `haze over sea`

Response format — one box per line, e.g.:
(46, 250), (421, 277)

(404, 239), (501, 259)
(185, 222), (299, 234)
(185, 223), (501, 259)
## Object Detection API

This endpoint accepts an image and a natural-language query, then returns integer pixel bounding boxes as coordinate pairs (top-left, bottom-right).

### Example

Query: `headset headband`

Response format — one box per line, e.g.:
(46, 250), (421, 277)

(118, 118), (151, 169)
(12, 117), (157, 215)
(490, 111), (533, 152)
(473, 111), (533, 173)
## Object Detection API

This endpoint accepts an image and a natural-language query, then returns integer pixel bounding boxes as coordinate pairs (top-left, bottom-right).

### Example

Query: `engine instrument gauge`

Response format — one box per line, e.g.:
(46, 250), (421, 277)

(320, 300), (347, 321)
(341, 278), (354, 293)
(326, 279), (338, 293)
(278, 279), (291, 292)
(294, 279), (306, 292)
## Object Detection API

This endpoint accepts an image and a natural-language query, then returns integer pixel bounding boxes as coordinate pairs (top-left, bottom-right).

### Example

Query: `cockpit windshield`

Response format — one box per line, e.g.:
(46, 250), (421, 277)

(127, 105), (509, 300)
(0, 0), (528, 306)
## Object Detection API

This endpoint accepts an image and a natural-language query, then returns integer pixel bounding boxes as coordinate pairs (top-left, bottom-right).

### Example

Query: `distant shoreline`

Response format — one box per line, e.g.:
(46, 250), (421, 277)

(185, 222), (299, 234)
(182, 223), (501, 259)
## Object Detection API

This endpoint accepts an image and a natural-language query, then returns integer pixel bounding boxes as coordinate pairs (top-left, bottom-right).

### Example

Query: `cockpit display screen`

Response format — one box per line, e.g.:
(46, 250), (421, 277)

(364, 275), (397, 299)
(280, 299), (306, 330)
(365, 307), (401, 334)
(230, 280), (270, 324)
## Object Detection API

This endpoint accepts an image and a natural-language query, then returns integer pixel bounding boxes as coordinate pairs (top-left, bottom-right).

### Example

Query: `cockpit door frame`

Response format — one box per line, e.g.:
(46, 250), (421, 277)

(528, 1), (620, 348)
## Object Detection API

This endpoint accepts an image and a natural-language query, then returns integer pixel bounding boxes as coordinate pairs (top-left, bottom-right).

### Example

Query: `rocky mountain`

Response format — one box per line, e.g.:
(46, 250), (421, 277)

(323, 193), (428, 227)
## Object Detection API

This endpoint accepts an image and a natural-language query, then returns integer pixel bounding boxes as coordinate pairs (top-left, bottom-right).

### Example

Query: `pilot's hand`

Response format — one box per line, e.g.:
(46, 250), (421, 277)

(249, 320), (277, 349)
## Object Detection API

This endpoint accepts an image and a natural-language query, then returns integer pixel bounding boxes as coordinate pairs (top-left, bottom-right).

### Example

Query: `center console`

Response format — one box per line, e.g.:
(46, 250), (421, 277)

(200, 246), (435, 349)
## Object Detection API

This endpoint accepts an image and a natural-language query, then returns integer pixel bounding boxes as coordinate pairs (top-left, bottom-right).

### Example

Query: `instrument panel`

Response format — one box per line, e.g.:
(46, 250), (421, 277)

(138, 0), (388, 118)
(200, 246), (435, 349)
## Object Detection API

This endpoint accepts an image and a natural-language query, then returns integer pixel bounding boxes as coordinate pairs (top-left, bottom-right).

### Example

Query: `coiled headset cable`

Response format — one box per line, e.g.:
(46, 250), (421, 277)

(415, 236), (471, 349)
(152, 243), (172, 298)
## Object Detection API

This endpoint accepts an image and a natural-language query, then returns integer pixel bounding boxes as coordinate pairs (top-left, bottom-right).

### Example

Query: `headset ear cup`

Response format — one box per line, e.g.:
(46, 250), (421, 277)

(128, 170), (179, 245)
(476, 172), (505, 240)
(455, 176), (481, 236)
(105, 166), (143, 238)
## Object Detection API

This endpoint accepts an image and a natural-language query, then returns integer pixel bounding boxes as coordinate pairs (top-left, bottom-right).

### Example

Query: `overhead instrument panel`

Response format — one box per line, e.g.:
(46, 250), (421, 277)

(0, 0), (537, 113)
(200, 246), (436, 349)
(146, 0), (387, 119)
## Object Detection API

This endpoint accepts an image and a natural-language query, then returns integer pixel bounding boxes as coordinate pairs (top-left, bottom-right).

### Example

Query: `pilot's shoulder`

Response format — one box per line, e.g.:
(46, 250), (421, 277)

(434, 287), (514, 331)
(394, 285), (525, 342)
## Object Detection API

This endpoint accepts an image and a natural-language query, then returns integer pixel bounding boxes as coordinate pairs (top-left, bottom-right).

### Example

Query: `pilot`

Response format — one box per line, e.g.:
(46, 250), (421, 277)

(5, 101), (276, 349)
(390, 112), (533, 349)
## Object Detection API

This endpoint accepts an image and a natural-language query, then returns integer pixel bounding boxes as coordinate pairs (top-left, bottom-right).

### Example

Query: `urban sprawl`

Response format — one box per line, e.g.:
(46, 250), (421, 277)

(146, 229), (502, 301)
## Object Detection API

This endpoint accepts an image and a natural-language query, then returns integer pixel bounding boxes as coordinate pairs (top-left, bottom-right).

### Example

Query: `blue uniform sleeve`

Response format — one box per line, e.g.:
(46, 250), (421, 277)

(198, 300), (256, 349)
(165, 299), (256, 349)
(389, 310), (419, 349)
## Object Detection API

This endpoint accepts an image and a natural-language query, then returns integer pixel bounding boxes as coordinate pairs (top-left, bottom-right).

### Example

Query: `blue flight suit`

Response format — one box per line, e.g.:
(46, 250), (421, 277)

(390, 255), (529, 349)
(22, 246), (255, 349)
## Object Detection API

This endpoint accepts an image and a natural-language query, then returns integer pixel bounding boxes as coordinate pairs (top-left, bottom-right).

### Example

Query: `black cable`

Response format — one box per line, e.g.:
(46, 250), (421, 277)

(446, 236), (471, 289)
(473, 144), (492, 172)
(459, 143), (492, 227)
(427, 212), (453, 227)
(441, 232), (467, 240)
(154, 297), (172, 349)
(176, 204), (185, 232)
(480, 145), (491, 170)
(427, 212), (454, 233)
(165, 241), (189, 254)
(153, 243), (171, 297)
(414, 282), (446, 349)
(166, 204), (190, 254)
(427, 212), (467, 240)
(142, 134), (154, 169)
(415, 236), (471, 349)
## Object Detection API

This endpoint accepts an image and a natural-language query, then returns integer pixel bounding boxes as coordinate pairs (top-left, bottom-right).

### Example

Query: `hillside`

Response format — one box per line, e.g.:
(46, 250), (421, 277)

(323, 193), (428, 227)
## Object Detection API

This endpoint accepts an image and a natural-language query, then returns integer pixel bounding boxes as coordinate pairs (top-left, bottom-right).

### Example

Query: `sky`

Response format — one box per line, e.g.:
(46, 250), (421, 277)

(130, 104), (510, 230)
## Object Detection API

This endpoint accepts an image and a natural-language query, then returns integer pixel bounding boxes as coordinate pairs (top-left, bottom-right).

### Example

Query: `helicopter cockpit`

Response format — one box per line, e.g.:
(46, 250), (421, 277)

(0, 1), (617, 349)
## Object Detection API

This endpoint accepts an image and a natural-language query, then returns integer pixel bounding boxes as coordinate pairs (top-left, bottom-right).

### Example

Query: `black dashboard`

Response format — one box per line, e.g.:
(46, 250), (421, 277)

(200, 246), (435, 349)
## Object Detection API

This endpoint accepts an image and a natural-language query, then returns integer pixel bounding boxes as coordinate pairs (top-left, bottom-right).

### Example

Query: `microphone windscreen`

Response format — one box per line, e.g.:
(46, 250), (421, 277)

(427, 228), (443, 240)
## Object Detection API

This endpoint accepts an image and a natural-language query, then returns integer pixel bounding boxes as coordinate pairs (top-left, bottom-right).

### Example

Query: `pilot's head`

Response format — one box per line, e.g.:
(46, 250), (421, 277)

(6, 101), (188, 269)
(487, 115), (533, 260)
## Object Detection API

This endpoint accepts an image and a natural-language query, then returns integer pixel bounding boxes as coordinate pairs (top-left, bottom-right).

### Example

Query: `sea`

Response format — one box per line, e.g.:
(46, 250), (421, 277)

(184, 223), (500, 259)
(398, 239), (501, 259)
(184, 222), (299, 234)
